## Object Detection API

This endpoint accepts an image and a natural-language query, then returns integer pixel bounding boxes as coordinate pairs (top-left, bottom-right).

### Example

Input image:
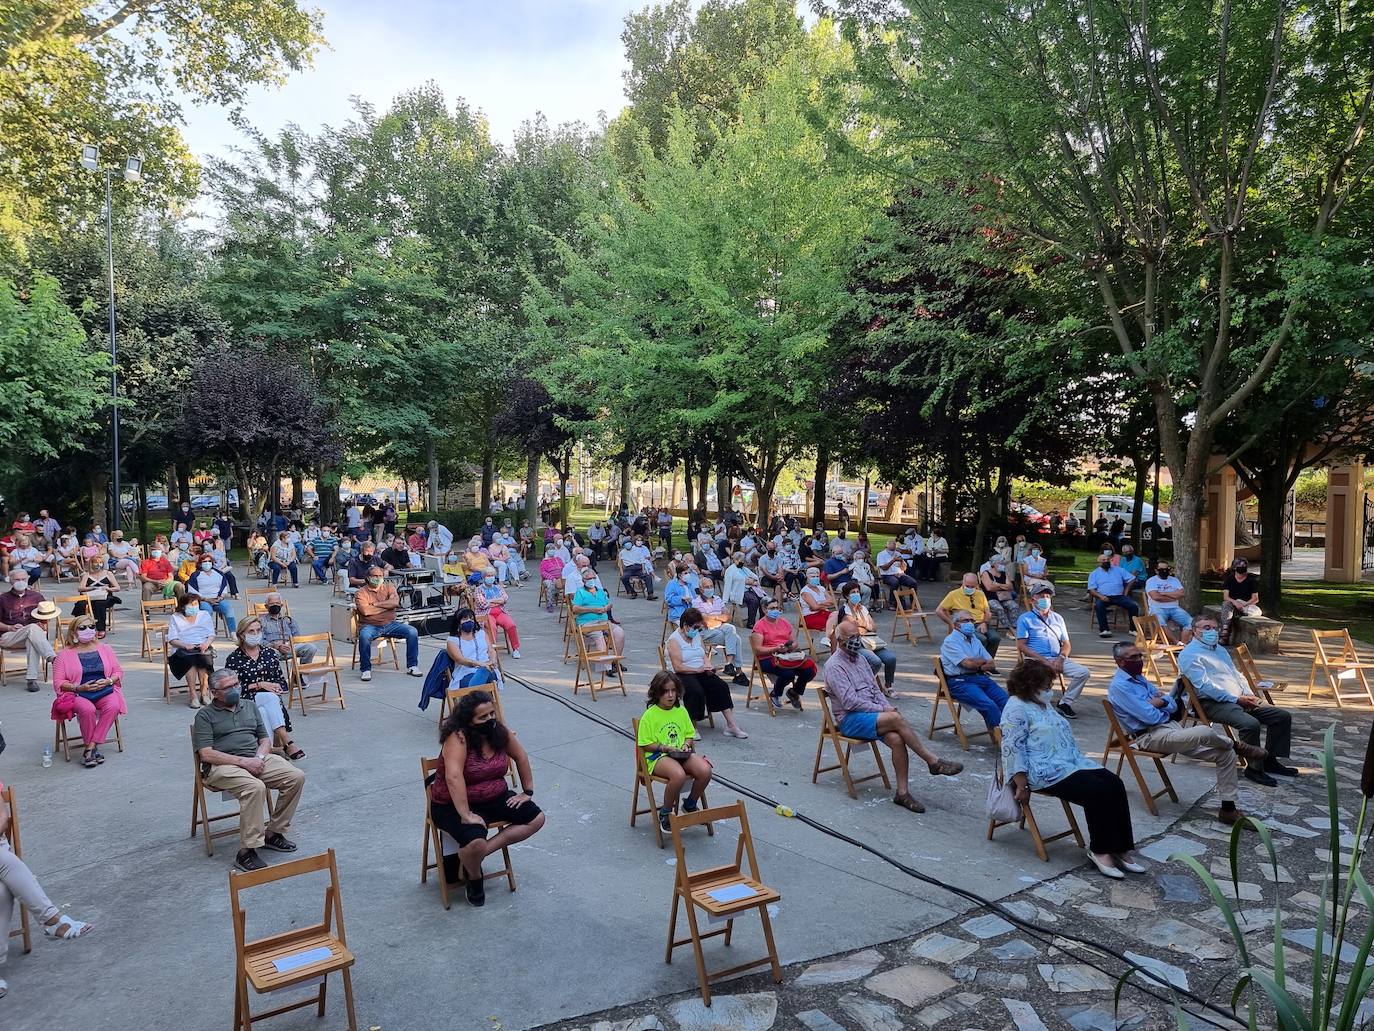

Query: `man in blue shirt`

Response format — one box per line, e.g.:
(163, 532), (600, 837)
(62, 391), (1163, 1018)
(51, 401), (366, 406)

(1118, 544), (1147, 593)
(1087, 555), (1139, 638)
(938, 612), (1008, 730)
(1106, 642), (1262, 826)
(1015, 584), (1091, 718)
(1178, 615), (1296, 787)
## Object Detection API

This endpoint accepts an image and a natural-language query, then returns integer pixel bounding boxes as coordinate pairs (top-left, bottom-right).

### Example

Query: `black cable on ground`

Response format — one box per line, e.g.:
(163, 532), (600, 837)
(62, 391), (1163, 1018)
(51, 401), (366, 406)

(499, 667), (1243, 1029)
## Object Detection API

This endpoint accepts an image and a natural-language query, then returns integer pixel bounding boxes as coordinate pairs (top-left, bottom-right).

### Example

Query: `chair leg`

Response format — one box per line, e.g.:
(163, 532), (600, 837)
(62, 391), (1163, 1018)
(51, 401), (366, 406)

(1020, 802), (1050, 862)
(341, 966), (359, 1031)
(869, 741), (891, 789)
(1122, 749), (1160, 817)
(758, 901), (783, 983)
(683, 901), (712, 1005)
(1061, 799), (1085, 847)
(665, 890), (681, 964)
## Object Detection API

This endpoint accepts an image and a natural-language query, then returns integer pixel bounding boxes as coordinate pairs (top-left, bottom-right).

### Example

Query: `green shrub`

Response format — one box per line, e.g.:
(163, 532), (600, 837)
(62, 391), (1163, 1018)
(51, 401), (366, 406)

(1296, 471), (1329, 508)
(402, 509), (487, 539)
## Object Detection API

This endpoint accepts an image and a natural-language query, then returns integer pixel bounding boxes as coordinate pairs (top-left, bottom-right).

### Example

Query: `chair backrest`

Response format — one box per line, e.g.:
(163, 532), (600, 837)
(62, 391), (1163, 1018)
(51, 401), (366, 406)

(1233, 644), (1259, 688)
(1100, 698), (1135, 746)
(229, 848), (347, 953)
(1177, 675), (1210, 725)
(290, 632), (335, 661)
(670, 801), (757, 891)
(815, 686), (840, 734)
(577, 620), (614, 659)
(1, 785), (20, 856)
(1133, 614), (1163, 649)
(445, 684), (506, 724)
(248, 598), (290, 618)
(630, 716), (653, 780)
(930, 656), (952, 693)
(421, 754), (439, 802)
(142, 597), (178, 624)
(1312, 628), (1356, 666)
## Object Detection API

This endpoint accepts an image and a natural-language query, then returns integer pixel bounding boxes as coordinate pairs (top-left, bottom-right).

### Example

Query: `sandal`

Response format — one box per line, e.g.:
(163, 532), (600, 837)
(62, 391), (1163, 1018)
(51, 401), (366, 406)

(43, 915), (94, 940)
(93, 749), (105, 765)
(928, 758), (964, 777)
(82, 750), (98, 769)
(893, 793), (926, 814)
(286, 743), (306, 760)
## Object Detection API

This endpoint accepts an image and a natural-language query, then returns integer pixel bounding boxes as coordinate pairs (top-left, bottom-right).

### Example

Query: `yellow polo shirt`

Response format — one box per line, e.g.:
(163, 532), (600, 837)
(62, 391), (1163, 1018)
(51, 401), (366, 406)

(939, 587), (990, 624)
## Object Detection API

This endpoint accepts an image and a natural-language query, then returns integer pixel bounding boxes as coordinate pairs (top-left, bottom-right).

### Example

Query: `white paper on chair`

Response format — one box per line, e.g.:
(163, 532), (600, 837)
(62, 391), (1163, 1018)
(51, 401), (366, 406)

(271, 946), (333, 974)
(707, 883), (756, 904)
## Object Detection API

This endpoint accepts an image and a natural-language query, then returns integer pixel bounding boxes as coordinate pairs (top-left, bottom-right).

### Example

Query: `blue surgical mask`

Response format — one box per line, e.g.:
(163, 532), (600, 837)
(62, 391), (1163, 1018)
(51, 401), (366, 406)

(685, 628), (699, 640)
(483, 576), (495, 585)
(848, 592), (862, 606)
(1039, 689), (1055, 705)
(1200, 629), (1219, 646)
(1035, 597), (1052, 611)
(766, 608), (781, 620)
(702, 587), (715, 597)
(958, 622), (976, 637)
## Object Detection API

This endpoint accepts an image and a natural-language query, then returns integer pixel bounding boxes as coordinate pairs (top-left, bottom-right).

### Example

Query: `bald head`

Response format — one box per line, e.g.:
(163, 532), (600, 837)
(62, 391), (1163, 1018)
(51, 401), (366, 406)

(961, 572), (978, 589)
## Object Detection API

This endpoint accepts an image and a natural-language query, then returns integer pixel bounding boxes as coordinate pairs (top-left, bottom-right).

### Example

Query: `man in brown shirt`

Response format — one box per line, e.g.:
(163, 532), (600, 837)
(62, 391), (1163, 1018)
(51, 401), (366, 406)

(353, 569), (420, 681)
(0, 570), (57, 690)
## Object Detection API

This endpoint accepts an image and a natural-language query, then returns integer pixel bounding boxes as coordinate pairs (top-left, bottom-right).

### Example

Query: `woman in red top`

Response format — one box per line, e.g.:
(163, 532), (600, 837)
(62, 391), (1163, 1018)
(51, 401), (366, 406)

(430, 691), (543, 906)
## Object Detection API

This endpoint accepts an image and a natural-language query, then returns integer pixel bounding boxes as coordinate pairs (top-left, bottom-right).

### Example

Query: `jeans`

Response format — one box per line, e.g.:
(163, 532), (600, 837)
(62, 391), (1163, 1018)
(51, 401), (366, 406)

(310, 556), (332, 582)
(357, 620), (419, 672)
(700, 623), (742, 664)
(269, 560), (298, 586)
(882, 573), (919, 598)
(861, 646), (897, 689)
(621, 564), (655, 597)
(1094, 594), (1139, 631)
(1153, 604), (1192, 630)
(200, 598), (237, 634)
(945, 673), (1008, 730)
(458, 666), (499, 690)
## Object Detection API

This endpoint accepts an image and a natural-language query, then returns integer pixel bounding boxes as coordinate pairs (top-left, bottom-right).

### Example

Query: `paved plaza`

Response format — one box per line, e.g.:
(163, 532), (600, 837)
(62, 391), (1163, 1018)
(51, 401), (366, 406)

(0, 567), (1363, 1030)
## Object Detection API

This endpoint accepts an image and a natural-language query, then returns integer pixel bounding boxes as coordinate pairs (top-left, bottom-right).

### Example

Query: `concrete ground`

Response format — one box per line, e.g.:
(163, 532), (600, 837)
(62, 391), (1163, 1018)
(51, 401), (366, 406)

(0, 564), (1356, 1030)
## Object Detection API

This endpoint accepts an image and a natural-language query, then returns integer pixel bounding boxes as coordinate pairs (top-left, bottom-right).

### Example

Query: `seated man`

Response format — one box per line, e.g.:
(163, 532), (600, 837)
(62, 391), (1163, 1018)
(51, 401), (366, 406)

(750, 604), (816, 708)
(1144, 561), (1192, 643)
(922, 526), (949, 580)
(1015, 583), (1091, 718)
(619, 535), (656, 600)
(1118, 543), (1146, 594)
(380, 535), (412, 572)
(1087, 553), (1139, 638)
(825, 622), (963, 812)
(561, 549), (587, 599)
(139, 544), (176, 599)
(306, 525), (338, 584)
(691, 577), (749, 685)
(7, 536), (43, 583)
(876, 538), (919, 601)
(938, 611), (1008, 730)
(937, 573), (1001, 657)
(353, 569), (421, 681)
(1107, 642), (1260, 826)
(259, 592), (317, 673)
(1178, 615), (1296, 787)
(169, 522), (193, 550)
(757, 544), (784, 604)
(0, 572), (57, 691)
(347, 540), (389, 588)
(193, 668), (306, 872)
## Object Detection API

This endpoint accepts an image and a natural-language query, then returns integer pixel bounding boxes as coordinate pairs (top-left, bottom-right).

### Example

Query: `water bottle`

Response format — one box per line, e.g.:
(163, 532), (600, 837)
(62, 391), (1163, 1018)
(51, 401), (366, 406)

(41, 746), (52, 769)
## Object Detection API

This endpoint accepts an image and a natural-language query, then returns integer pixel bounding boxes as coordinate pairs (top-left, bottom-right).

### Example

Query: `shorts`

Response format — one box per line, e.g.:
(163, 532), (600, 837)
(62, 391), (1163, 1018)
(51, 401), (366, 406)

(429, 789), (541, 849)
(838, 712), (880, 740)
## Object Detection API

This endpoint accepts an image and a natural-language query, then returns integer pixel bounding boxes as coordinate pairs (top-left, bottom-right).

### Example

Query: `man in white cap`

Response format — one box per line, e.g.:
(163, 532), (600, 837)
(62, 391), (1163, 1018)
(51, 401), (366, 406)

(1015, 582), (1091, 719)
(0, 572), (57, 691)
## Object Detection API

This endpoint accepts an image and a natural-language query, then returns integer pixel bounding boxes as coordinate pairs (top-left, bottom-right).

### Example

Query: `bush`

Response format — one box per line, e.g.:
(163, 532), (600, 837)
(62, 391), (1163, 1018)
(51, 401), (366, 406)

(402, 508), (487, 540)
(1295, 470), (1328, 508)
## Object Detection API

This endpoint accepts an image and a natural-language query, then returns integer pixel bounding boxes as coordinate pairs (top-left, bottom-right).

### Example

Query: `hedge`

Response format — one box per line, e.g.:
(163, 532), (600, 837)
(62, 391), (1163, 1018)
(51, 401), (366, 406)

(400, 508), (487, 539)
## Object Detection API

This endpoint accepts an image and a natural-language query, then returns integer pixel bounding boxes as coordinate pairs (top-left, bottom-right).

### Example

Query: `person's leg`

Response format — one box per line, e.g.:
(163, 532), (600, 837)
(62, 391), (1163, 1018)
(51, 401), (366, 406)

(790, 660), (816, 697)
(70, 695), (98, 750)
(642, 569), (656, 599)
(874, 710), (940, 766)
(946, 674), (1005, 730)
(220, 599), (237, 634)
(89, 598), (109, 632)
(23, 624), (54, 680)
(91, 693), (121, 746)
(1094, 597), (1110, 632)
(1039, 768), (1134, 857)
(720, 624), (742, 665)
(1116, 595), (1139, 622)
(653, 756), (687, 810)
(473, 798), (546, 854)
(311, 557), (327, 582)
(253, 692), (287, 748)
(1253, 705), (1292, 759)
(260, 755), (306, 841)
(682, 755), (712, 804)
(1060, 659), (1091, 703)
(357, 624), (379, 673)
(204, 765), (269, 850)
(288, 561), (299, 586)
(678, 673), (707, 722)
(1136, 724), (1238, 801)
(981, 624), (1001, 658)
(760, 656), (791, 697)
(861, 648), (883, 679)
(0, 847), (60, 935)
(882, 730), (911, 795)
(397, 623), (420, 668)
(1202, 699), (1262, 749)
(876, 647), (897, 689)
(620, 570), (636, 596)
(494, 609), (520, 651)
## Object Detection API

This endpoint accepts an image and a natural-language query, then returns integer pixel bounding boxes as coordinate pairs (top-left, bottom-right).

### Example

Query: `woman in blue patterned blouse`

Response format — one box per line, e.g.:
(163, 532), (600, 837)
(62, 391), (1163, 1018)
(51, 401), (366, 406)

(1000, 663), (1145, 880)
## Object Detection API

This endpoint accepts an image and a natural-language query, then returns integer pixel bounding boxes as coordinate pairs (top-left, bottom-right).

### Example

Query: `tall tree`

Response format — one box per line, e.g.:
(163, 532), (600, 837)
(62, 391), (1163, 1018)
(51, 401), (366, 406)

(841, 0), (1374, 608)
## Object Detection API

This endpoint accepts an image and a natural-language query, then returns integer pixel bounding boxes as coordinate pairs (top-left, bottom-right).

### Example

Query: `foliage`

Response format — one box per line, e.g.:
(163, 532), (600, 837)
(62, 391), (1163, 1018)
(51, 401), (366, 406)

(399, 510), (488, 540)
(1296, 472), (1330, 509)
(0, 273), (109, 480)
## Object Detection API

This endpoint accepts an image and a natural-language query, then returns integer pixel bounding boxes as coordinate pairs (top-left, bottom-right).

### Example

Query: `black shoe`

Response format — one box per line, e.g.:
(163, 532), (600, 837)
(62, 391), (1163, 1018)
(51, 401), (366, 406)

(1264, 759), (1299, 777)
(1055, 702), (1077, 719)
(465, 872), (485, 907)
(723, 663), (738, 675)
(1244, 767), (1278, 787)
(645, 594), (657, 601)
(262, 832), (297, 853)
(682, 797), (700, 814)
(25, 680), (38, 693)
(732, 671), (749, 687)
(234, 848), (268, 872)
(658, 806), (673, 833)
(785, 689), (803, 710)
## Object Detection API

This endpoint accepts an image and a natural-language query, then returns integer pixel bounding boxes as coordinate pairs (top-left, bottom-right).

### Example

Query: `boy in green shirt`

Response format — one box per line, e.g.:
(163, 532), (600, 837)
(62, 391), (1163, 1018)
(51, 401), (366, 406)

(638, 671), (714, 832)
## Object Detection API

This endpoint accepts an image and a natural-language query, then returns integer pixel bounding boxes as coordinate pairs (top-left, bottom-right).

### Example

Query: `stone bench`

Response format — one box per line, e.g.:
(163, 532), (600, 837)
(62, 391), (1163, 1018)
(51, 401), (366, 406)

(1201, 604), (1284, 654)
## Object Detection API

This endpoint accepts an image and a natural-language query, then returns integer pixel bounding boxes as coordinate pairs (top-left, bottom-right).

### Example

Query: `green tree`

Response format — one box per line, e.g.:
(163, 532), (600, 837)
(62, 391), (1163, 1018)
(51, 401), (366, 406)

(841, 0), (1374, 608)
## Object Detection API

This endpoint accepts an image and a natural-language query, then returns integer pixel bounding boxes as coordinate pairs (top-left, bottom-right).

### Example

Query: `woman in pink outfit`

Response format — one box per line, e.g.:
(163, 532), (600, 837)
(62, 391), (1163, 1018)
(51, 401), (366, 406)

(51, 616), (126, 768)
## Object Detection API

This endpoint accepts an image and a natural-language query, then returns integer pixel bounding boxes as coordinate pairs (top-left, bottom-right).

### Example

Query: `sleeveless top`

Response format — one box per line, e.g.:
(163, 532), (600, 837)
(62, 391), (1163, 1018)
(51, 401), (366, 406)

(78, 651), (105, 684)
(431, 743), (510, 806)
(1024, 555), (1047, 577)
(669, 629), (706, 670)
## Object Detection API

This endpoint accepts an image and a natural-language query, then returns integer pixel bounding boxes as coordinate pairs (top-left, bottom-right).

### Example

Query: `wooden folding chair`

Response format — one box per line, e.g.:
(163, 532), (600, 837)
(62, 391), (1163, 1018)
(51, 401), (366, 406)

(665, 801), (782, 1006)
(1142, 643), (1180, 694)
(572, 621), (628, 700)
(616, 557), (646, 598)
(419, 756), (517, 910)
(986, 731), (1083, 862)
(1234, 644), (1286, 705)
(51, 593), (94, 644)
(1133, 613), (1184, 655)
(630, 717), (715, 848)
(242, 584), (278, 611)
(1099, 700), (1179, 816)
(161, 633), (196, 705)
(929, 659), (994, 751)
(1307, 629), (1374, 707)
(190, 726), (275, 857)
(794, 596), (830, 659)
(812, 688), (891, 798)
(2, 785), (31, 954)
(230, 848), (357, 1031)
(349, 611), (400, 673)
(744, 659), (779, 716)
(1087, 598), (1127, 631)
(438, 682), (506, 725)
(140, 597), (178, 660)
(54, 709), (125, 761)
(890, 587), (934, 645)
(288, 633), (345, 716)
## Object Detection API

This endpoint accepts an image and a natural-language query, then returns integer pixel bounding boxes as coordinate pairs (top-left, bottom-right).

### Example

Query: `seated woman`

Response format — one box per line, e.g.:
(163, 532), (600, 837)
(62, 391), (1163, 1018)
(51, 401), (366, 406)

(1000, 663), (1145, 880)
(464, 538), (495, 581)
(446, 608), (500, 691)
(799, 570), (835, 633)
(105, 532), (141, 588)
(166, 593), (215, 708)
(667, 608), (747, 738)
(637, 671), (714, 832)
(486, 537), (514, 586)
(979, 555), (1020, 630)
(474, 573), (521, 659)
(572, 566), (627, 675)
(51, 616), (126, 768)
(246, 530), (269, 575)
(193, 521), (215, 547)
(825, 587), (898, 695)
(1, 777), (95, 998)
(73, 556), (122, 637)
(430, 690), (543, 906)
(268, 531), (299, 587)
(1019, 543), (1052, 592)
(538, 552), (565, 613)
(224, 617), (304, 760)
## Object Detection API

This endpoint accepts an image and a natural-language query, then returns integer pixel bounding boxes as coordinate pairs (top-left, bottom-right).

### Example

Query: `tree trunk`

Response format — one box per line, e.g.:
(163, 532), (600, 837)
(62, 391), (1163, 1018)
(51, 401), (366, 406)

(971, 494), (995, 570)
(696, 460), (710, 523)
(811, 444), (830, 526)
(1170, 482), (1205, 611)
(176, 463), (192, 510)
(136, 480), (148, 543)
(89, 471), (109, 528)
(557, 449), (571, 527)
(291, 473), (303, 511)
(683, 456), (697, 527)
(524, 451), (540, 530)
(860, 473), (871, 535)
(1130, 454), (1148, 545)
(427, 440), (440, 514)
(480, 449), (495, 513)
(166, 465), (180, 511)
(669, 467), (681, 509)
(234, 459), (255, 522)
(619, 459), (632, 516)
(1256, 472), (1289, 615)
(716, 469), (728, 520)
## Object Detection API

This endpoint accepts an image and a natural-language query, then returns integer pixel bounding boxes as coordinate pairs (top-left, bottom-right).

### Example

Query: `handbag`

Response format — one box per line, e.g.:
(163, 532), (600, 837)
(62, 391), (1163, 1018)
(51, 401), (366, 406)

(79, 685), (115, 703)
(986, 759), (1022, 824)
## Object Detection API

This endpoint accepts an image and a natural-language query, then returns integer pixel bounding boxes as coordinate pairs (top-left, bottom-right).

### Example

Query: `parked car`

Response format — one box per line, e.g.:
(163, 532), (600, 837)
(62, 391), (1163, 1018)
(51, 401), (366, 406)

(125, 493), (169, 512)
(1067, 495), (1171, 540)
(302, 490), (318, 508)
(1010, 501), (1051, 530)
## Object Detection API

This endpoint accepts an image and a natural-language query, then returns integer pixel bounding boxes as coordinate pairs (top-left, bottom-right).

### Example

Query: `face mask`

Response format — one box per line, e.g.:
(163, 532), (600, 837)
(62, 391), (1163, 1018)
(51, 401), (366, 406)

(475, 719), (498, 738)
(734, 557), (744, 565)
(266, 604), (282, 616)
(151, 550), (163, 559)
(222, 687), (241, 706)
(1035, 597), (1052, 611)
(201, 561), (212, 571)
(843, 636), (864, 655)
(766, 608), (781, 620)
(244, 632), (263, 647)
(1031, 549), (1040, 557)
(1038, 689), (1055, 705)
(673, 553), (681, 560)
(1235, 565), (1248, 574)
(685, 628), (699, 640)
(76, 627), (97, 643)
(1121, 657), (1145, 676)
(958, 622), (976, 637)
(483, 576), (495, 585)
(1156, 569), (1169, 578)
(962, 586), (975, 596)
(1099, 561), (1112, 570)
(583, 581), (596, 593)
(994, 563), (1005, 571)
(702, 587), (715, 598)
(848, 592), (862, 606)
(1122, 551), (1133, 559)
(460, 620), (478, 634)
(1199, 629), (1220, 646)
(367, 577), (383, 587)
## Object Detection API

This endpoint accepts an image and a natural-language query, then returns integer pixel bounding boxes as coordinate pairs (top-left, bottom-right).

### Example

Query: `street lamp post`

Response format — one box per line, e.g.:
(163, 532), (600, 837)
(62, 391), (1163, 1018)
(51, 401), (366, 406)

(79, 145), (141, 530)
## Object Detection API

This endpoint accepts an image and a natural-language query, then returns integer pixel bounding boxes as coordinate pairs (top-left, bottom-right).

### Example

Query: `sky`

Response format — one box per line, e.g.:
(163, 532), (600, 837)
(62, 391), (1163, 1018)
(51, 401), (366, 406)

(179, 0), (665, 165)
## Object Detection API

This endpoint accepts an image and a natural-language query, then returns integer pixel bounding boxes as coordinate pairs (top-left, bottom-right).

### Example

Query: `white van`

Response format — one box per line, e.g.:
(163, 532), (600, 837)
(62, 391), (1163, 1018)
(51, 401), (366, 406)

(1068, 495), (1171, 540)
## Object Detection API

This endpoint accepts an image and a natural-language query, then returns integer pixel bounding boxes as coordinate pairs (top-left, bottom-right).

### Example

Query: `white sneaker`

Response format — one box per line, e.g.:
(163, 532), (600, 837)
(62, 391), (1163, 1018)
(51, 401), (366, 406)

(724, 726), (749, 739)
(407, 666), (422, 677)
(510, 649), (521, 659)
(360, 671), (372, 682)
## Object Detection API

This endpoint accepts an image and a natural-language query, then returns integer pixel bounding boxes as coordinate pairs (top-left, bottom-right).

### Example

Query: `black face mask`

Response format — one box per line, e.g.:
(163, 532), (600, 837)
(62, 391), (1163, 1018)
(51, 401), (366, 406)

(474, 720), (498, 738)
(266, 604), (282, 616)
